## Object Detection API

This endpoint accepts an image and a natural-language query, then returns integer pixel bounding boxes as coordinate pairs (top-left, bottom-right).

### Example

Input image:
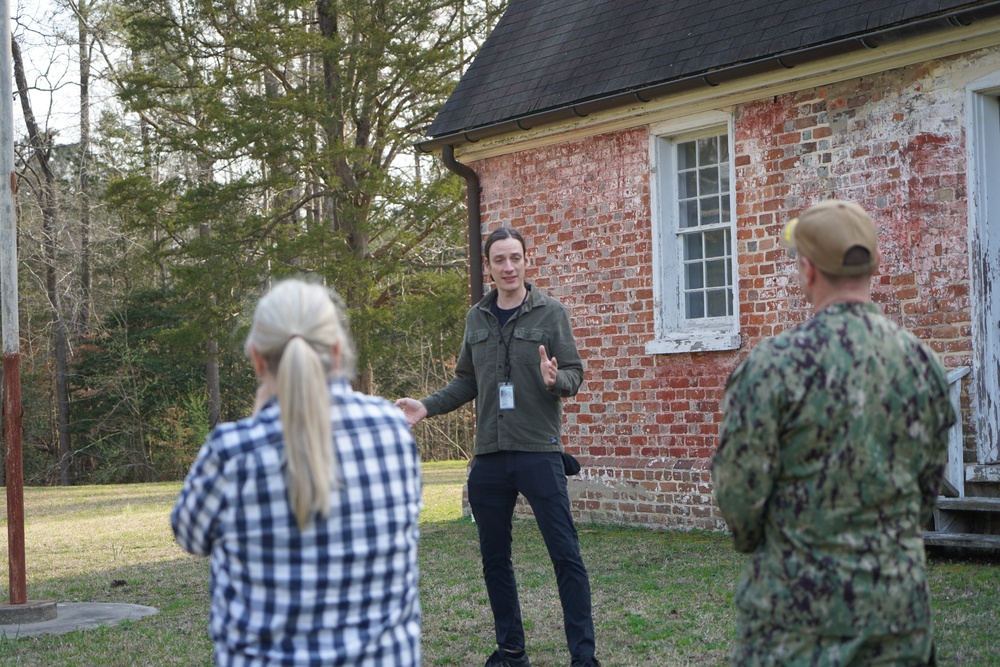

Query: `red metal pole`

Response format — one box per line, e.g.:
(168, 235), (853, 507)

(4, 353), (25, 604)
(2, 0), (26, 606)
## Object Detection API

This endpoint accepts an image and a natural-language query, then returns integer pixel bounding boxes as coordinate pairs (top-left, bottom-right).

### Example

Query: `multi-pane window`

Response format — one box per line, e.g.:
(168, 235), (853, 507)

(676, 134), (733, 320)
(647, 115), (739, 355)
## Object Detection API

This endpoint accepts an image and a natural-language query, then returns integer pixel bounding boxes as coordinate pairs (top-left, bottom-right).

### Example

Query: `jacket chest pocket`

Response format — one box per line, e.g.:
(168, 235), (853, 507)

(511, 328), (545, 363)
(468, 329), (491, 366)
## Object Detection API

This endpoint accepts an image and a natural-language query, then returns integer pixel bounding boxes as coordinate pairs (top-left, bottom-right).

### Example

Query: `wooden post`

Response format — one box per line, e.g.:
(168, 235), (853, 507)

(3, 357), (25, 604)
(1, 0), (27, 605)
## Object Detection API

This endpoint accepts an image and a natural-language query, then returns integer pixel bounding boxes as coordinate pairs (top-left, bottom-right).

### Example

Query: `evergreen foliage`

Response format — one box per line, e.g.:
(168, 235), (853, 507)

(6, 0), (506, 482)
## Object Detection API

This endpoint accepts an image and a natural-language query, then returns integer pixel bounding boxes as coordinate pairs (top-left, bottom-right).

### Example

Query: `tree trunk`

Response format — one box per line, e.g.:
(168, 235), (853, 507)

(207, 338), (221, 427)
(200, 223), (221, 427)
(13, 37), (72, 484)
(76, 1), (94, 333)
(53, 321), (71, 484)
(316, 0), (374, 393)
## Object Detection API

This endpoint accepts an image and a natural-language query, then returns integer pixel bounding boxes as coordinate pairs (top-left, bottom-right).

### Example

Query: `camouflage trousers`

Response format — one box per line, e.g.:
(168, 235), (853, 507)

(731, 618), (936, 667)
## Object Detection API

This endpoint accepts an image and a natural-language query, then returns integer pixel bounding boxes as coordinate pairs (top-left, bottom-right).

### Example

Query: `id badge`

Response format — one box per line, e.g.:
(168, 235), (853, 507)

(498, 382), (515, 410)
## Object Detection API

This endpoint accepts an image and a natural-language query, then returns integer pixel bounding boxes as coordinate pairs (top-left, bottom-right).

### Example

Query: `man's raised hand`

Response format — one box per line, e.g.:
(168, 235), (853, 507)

(539, 345), (558, 387)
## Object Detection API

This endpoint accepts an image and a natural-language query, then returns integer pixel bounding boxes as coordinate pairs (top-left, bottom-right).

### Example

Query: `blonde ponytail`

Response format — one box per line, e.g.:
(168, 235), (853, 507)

(246, 279), (357, 529)
(277, 337), (334, 529)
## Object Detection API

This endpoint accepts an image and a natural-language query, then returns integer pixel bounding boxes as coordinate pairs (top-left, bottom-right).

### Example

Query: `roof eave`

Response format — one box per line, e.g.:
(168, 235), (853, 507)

(417, 1), (1000, 154)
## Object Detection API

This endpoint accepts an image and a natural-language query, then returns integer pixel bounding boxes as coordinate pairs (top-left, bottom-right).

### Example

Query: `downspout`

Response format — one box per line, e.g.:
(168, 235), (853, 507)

(441, 144), (483, 305)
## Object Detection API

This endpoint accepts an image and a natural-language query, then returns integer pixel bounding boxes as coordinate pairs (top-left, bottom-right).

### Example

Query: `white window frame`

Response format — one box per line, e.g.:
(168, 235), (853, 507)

(966, 73), (1000, 465)
(647, 111), (740, 355)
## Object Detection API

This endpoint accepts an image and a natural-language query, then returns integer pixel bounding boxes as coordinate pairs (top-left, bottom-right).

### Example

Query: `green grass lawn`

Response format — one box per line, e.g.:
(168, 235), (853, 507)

(0, 460), (997, 666)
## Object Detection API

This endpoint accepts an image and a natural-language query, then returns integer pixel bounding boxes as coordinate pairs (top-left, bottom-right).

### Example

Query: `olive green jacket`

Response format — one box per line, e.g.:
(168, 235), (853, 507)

(421, 284), (583, 456)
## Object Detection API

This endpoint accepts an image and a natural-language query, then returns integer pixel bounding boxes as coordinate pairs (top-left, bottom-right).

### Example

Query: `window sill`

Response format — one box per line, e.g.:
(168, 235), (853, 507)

(645, 331), (741, 355)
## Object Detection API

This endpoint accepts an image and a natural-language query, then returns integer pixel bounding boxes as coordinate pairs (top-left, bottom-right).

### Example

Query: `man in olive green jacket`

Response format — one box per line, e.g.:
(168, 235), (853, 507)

(397, 227), (598, 667)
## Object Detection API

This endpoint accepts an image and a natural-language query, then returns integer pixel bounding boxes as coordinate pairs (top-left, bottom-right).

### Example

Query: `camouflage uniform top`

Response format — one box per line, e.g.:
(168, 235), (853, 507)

(712, 301), (955, 637)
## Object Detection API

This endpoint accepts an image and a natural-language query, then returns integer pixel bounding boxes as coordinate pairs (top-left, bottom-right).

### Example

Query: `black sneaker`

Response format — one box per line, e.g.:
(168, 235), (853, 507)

(570, 657), (601, 667)
(483, 649), (532, 667)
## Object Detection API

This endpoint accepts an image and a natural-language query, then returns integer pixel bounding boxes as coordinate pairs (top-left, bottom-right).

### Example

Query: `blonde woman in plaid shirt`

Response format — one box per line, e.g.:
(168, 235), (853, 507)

(172, 279), (422, 666)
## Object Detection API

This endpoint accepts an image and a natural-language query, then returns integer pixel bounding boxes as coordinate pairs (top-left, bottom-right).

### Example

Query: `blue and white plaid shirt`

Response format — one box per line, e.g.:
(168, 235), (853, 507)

(172, 379), (422, 666)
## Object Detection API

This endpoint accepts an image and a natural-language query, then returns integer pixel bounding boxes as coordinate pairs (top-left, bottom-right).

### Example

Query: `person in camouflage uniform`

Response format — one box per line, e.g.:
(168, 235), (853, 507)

(712, 200), (956, 667)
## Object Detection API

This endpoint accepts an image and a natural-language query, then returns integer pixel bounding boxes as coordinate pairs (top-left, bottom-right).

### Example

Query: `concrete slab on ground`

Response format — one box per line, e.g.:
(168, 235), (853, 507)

(0, 603), (158, 638)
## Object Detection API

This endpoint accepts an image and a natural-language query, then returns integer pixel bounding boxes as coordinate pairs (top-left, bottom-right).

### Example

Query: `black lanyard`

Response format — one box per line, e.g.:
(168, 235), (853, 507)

(495, 291), (528, 382)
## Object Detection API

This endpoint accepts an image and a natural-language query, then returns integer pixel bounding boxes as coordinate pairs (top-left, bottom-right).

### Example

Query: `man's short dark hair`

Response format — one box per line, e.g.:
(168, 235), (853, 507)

(484, 227), (526, 261)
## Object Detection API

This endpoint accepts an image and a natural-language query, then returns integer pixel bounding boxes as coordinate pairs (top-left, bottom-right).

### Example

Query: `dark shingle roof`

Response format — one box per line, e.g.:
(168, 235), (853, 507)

(427, 0), (1000, 140)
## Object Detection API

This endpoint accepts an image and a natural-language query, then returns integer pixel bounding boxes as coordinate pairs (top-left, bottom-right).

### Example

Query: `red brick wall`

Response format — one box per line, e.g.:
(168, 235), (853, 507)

(470, 56), (973, 530)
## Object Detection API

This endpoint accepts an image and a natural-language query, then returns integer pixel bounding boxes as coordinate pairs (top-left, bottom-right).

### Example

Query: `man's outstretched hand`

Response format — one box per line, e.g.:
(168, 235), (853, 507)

(395, 398), (428, 427)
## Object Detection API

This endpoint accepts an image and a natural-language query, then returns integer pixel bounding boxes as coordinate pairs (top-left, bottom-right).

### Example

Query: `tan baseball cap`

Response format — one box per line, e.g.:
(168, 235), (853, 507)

(780, 200), (879, 276)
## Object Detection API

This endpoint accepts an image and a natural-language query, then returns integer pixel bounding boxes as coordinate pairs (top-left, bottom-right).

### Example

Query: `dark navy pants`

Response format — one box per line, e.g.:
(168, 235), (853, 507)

(467, 450), (596, 660)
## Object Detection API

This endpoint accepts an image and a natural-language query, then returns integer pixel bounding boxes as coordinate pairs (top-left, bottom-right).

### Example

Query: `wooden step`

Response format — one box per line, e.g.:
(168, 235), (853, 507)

(922, 531), (1000, 550)
(935, 497), (1000, 512)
